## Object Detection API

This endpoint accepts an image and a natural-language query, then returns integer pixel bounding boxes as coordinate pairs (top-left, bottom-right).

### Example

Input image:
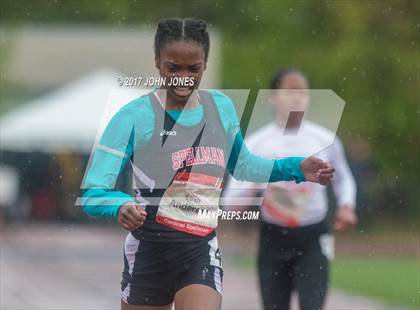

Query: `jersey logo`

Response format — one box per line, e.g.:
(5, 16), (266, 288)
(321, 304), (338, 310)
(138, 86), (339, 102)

(172, 146), (225, 170)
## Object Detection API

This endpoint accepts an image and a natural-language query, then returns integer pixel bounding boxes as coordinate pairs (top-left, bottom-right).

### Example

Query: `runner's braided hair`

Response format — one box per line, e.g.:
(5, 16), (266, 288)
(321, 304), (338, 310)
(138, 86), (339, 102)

(154, 18), (210, 61)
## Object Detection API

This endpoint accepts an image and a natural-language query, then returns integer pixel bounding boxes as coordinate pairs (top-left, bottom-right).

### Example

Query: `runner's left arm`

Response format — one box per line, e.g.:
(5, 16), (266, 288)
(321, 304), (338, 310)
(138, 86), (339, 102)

(222, 130), (268, 210)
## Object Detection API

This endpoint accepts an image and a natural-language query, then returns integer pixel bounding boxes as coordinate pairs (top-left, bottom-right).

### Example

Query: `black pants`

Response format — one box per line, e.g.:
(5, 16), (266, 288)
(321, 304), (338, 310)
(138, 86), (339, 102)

(258, 221), (330, 310)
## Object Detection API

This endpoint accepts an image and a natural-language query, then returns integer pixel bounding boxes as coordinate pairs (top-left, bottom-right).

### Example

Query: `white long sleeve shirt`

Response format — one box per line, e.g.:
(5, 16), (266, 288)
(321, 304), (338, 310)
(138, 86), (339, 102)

(223, 121), (357, 227)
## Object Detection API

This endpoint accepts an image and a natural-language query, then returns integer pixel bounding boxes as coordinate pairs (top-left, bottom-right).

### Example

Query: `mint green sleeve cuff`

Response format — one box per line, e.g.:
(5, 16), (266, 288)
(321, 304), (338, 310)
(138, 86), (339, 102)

(82, 189), (135, 219)
(270, 157), (306, 183)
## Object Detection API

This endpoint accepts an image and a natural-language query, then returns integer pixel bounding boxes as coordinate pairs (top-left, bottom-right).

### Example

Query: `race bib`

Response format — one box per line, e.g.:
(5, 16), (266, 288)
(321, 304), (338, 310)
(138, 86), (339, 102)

(262, 183), (312, 227)
(156, 172), (223, 236)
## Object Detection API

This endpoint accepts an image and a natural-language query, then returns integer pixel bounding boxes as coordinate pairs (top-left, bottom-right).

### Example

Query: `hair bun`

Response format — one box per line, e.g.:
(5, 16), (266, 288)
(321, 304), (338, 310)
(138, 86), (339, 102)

(195, 19), (207, 30)
(158, 18), (182, 34)
(185, 18), (207, 31)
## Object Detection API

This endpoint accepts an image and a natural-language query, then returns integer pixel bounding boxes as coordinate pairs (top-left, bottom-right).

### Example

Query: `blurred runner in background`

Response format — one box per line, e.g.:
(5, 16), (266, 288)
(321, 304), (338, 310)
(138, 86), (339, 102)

(224, 69), (358, 310)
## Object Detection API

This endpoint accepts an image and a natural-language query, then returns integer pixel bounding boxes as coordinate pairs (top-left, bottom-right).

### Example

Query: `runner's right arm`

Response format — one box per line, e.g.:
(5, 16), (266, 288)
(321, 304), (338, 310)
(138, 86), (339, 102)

(81, 98), (153, 218)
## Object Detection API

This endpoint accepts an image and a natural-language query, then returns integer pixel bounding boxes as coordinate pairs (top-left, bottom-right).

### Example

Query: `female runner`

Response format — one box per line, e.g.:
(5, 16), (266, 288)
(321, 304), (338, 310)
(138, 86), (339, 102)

(224, 69), (357, 310)
(82, 19), (335, 310)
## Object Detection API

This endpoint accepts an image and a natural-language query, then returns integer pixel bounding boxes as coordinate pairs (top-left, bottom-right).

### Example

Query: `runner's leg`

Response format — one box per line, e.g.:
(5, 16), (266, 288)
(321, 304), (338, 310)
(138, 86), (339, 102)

(293, 242), (329, 310)
(174, 284), (221, 310)
(258, 248), (293, 310)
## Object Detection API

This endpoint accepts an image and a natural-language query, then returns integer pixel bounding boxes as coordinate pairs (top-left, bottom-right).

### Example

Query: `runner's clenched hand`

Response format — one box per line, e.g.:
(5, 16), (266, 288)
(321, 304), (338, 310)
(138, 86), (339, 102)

(118, 202), (147, 231)
(300, 157), (335, 185)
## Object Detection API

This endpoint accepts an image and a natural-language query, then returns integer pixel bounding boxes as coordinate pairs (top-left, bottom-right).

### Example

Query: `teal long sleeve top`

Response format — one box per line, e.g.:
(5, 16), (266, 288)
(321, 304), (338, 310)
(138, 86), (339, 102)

(81, 90), (305, 218)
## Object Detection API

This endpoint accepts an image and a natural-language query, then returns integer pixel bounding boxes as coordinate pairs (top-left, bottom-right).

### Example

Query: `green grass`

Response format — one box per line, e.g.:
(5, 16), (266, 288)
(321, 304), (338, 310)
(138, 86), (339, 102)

(331, 257), (419, 309)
